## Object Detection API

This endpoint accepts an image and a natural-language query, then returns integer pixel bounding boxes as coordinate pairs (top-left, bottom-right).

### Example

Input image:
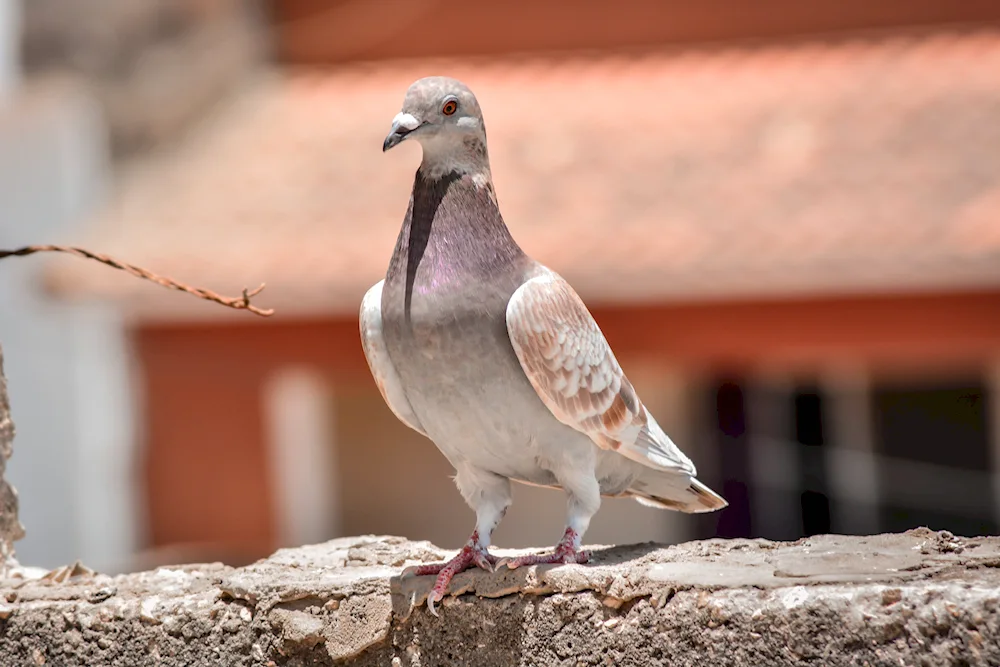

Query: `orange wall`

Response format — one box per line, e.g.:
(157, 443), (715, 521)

(272, 0), (1000, 64)
(137, 319), (366, 562)
(595, 291), (1000, 372)
(134, 290), (1000, 561)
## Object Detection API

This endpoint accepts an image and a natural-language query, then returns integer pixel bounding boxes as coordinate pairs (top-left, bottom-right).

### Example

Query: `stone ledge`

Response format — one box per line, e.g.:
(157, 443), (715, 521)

(0, 529), (998, 666)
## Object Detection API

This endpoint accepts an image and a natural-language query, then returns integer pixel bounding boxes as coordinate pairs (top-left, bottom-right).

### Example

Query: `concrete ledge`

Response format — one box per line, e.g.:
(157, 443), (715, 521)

(0, 529), (998, 666)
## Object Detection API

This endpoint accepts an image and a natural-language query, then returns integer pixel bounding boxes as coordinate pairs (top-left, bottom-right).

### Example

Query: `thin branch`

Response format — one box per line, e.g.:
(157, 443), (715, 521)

(0, 245), (274, 317)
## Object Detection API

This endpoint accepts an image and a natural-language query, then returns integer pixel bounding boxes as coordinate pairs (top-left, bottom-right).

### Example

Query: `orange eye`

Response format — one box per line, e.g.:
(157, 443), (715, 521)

(442, 100), (458, 115)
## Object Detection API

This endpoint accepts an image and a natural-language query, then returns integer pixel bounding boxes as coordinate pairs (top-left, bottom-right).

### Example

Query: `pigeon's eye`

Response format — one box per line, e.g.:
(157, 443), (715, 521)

(442, 100), (458, 116)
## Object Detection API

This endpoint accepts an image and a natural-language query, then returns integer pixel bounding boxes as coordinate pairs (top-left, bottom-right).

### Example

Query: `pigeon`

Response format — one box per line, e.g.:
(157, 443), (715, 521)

(362, 76), (727, 614)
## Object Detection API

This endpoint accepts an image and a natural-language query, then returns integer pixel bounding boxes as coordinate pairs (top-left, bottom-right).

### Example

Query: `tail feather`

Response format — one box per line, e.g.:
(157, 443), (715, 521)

(630, 477), (728, 514)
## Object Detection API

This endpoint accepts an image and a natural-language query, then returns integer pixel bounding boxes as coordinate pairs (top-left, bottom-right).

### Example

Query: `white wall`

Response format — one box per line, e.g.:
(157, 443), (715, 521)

(0, 0), (19, 100)
(0, 8), (139, 573)
(263, 367), (340, 547)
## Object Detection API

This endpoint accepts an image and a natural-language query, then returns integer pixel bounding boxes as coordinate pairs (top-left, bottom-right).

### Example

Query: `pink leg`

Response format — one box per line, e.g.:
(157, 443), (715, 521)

(401, 531), (497, 615)
(498, 527), (590, 570)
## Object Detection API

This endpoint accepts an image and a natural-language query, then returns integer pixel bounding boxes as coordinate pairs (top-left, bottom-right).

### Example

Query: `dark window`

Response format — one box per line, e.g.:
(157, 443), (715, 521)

(708, 380), (752, 539)
(794, 389), (832, 537)
(873, 380), (995, 537)
(706, 380), (835, 541)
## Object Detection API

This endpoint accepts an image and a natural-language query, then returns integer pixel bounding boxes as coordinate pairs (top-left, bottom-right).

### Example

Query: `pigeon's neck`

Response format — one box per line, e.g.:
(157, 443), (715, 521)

(387, 169), (526, 293)
(418, 134), (493, 185)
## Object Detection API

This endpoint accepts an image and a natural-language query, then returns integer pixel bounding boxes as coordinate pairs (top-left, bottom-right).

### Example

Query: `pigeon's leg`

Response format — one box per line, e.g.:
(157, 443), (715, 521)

(500, 468), (599, 569)
(402, 467), (511, 615)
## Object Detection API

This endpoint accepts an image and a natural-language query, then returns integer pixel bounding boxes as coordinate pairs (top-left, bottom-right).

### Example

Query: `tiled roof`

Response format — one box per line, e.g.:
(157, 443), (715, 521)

(46, 30), (1000, 318)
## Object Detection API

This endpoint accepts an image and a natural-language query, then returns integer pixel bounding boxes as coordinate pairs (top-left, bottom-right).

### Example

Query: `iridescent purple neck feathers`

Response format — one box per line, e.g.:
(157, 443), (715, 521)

(386, 170), (526, 319)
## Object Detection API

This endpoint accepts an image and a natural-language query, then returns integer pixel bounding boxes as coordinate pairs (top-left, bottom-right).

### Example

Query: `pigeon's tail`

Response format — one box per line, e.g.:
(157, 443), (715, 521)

(628, 476), (728, 514)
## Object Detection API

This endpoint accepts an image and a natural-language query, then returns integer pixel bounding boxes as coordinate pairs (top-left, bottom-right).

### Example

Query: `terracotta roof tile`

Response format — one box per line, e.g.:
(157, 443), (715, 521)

(47, 30), (1000, 318)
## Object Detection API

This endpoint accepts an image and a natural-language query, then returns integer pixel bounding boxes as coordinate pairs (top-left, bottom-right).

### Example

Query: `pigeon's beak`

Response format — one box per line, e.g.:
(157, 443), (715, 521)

(383, 112), (421, 152)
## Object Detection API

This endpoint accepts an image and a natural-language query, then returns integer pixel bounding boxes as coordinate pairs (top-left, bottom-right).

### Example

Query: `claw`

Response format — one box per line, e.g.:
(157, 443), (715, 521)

(500, 551), (588, 569)
(401, 538), (498, 615)
(500, 528), (589, 569)
(427, 591), (440, 617)
(471, 550), (497, 573)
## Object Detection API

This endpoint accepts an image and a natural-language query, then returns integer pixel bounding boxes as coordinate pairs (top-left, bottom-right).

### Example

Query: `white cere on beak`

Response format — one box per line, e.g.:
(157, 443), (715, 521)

(392, 112), (420, 132)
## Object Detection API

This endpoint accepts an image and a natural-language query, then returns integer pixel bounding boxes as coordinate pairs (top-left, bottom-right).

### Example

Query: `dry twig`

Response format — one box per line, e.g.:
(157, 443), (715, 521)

(0, 245), (274, 317)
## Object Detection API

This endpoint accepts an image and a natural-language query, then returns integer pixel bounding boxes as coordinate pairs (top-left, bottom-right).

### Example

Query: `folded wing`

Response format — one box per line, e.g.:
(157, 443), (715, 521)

(505, 272), (696, 476)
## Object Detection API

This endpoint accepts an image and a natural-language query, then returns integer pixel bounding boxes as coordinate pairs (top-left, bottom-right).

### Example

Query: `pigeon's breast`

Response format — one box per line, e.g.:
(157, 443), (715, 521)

(380, 260), (572, 477)
(380, 258), (526, 399)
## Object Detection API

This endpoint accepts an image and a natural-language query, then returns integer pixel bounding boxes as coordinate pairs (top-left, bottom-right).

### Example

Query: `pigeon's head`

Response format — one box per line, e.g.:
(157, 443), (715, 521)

(383, 77), (489, 174)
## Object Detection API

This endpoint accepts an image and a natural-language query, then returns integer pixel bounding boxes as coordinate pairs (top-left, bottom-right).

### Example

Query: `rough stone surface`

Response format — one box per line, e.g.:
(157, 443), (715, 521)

(1, 530), (999, 666)
(0, 345), (25, 570)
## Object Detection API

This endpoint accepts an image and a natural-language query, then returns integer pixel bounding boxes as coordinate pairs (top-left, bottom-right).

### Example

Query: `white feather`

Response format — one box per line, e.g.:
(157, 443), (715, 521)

(359, 280), (426, 436)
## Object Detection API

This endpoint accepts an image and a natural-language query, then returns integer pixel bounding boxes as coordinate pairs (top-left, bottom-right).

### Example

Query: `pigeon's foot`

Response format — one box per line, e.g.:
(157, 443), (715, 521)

(401, 532), (497, 616)
(498, 528), (589, 570)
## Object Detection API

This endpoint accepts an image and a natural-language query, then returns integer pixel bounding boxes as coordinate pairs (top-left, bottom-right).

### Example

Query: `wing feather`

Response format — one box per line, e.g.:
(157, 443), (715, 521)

(506, 272), (695, 475)
(360, 280), (427, 436)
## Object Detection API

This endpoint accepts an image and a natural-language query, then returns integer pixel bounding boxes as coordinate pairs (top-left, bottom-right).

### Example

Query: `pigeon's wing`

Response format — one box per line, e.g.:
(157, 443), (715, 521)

(360, 280), (427, 436)
(506, 273), (696, 476)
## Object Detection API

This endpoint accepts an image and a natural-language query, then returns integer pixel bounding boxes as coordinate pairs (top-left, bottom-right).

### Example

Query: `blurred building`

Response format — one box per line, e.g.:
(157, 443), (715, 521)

(5, 1), (1000, 571)
(1, 0), (266, 571)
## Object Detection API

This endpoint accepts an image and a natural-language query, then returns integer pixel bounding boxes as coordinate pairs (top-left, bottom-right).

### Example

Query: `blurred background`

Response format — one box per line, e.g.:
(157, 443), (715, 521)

(1, 0), (999, 574)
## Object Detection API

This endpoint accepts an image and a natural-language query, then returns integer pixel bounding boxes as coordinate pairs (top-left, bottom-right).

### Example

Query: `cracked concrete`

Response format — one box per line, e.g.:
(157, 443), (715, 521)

(0, 529), (998, 666)
(0, 346), (25, 573)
